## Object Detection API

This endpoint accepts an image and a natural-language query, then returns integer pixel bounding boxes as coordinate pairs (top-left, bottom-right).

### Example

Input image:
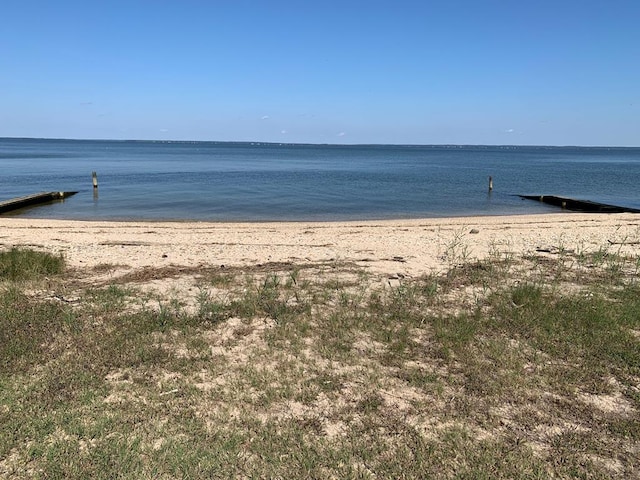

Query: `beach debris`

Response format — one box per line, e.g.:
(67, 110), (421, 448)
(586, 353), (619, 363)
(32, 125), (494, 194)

(98, 240), (154, 246)
(607, 239), (640, 245)
(47, 294), (81, 304)
(385, 276), (402, 288)
(469, 228), (480, 234)
(535, 246), (576, 255)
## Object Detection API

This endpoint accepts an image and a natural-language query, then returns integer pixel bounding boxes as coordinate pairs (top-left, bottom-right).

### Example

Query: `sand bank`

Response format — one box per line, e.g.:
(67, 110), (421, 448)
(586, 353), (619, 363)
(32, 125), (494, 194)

(1, 213), (640, 276)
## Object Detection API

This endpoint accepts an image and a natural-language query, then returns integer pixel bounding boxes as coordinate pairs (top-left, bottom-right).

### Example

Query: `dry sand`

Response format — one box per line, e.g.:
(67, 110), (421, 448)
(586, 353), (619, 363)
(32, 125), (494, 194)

(2, 213), (640, 277)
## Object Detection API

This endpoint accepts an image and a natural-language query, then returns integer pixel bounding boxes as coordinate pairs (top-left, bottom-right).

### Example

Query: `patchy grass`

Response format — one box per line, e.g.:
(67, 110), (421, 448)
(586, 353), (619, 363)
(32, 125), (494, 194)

(0, 247), (64, 281)
(1, 247), (639, 478)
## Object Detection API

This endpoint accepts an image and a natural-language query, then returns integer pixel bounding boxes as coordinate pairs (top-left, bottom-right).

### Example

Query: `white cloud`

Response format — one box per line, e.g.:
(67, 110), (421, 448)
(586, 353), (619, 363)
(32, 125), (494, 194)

(505, 128), (514, 133)
(337, 132), (346, 137)
(261, 115), (270, 120)
(281, 130), (287, 134)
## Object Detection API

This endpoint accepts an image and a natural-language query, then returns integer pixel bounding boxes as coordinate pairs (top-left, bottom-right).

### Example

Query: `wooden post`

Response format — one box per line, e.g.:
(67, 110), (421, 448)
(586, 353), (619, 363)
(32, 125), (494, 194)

(488, 176), (493, 191)
(92, 171), (98, 189)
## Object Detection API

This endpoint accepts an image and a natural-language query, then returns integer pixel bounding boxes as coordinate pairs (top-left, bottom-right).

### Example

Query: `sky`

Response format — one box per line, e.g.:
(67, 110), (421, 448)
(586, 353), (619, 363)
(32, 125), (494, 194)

(1, 0), (639, 146)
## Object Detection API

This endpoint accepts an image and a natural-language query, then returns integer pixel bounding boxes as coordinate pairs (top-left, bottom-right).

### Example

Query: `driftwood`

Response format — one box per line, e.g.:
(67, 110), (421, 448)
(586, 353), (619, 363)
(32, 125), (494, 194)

(608, 239), (640, 245)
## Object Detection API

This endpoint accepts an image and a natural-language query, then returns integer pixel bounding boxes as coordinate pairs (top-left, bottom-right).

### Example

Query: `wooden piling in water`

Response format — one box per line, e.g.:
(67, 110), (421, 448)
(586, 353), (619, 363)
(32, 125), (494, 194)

(92, 171), (98, 189)
(488, 176), (493, 191)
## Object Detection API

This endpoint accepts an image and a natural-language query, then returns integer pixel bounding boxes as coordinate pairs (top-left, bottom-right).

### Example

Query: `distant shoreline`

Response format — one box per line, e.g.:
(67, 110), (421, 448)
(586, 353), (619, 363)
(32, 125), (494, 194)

(3, 136), (640, 149)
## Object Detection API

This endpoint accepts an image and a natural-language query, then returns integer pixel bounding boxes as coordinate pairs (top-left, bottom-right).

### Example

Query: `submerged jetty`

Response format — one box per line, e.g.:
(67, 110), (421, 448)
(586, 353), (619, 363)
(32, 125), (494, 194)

(0, 191), (78, 214)
(519, 195), (640, 214)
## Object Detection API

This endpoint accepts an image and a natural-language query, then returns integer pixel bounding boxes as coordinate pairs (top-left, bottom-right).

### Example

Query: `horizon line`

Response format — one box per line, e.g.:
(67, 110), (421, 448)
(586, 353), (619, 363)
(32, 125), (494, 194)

(1, 136), (639, 149)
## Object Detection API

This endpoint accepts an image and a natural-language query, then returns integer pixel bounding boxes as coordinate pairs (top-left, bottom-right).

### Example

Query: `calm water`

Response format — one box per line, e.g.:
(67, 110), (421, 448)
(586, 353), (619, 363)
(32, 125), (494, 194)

(1, 138), (639, 221)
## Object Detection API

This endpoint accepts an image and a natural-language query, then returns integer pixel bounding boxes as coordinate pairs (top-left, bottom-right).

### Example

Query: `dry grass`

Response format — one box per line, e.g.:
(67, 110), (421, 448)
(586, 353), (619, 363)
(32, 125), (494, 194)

(1, 244), (639, 479)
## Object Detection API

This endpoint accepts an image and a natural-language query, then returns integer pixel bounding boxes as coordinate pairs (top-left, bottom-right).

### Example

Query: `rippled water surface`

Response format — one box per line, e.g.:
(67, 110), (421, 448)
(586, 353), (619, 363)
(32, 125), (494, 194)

(1, 138), (639, 221)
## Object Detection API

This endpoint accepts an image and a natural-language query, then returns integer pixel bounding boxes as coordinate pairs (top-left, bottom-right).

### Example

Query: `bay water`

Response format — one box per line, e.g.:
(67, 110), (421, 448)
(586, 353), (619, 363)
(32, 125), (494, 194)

(1, 138), (639, 221)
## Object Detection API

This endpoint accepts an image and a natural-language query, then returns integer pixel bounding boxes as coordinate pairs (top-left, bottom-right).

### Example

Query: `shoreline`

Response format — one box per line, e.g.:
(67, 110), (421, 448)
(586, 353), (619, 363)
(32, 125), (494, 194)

(2, 213), (640, 276)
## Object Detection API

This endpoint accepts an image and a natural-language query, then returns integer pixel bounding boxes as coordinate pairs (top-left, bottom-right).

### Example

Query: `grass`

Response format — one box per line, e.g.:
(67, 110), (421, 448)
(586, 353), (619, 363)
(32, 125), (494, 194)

(0, 247), (64, 281)
(1, 246), (639, 478)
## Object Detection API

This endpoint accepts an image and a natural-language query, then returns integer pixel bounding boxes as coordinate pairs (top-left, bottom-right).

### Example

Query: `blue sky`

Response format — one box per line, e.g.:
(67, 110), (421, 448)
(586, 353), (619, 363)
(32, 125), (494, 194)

(1, 1), (638, 145)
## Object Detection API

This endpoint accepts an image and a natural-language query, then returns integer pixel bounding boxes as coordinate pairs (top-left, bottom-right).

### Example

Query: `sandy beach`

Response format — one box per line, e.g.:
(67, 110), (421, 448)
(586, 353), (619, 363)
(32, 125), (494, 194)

(2, 213), (640, 277)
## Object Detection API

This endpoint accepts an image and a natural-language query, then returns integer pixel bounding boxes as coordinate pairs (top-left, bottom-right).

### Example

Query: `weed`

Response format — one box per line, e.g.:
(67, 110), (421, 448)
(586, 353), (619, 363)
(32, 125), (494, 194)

(206, 270), (234, 287)
(442, 227), (472, 267)
(86, 284), (132, 313)
(195, 286), (230, 323)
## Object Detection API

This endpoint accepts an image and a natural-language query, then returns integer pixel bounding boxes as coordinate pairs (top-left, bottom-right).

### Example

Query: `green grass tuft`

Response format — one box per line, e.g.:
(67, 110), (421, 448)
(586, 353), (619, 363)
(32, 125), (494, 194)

(0, 247), (64, 281)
